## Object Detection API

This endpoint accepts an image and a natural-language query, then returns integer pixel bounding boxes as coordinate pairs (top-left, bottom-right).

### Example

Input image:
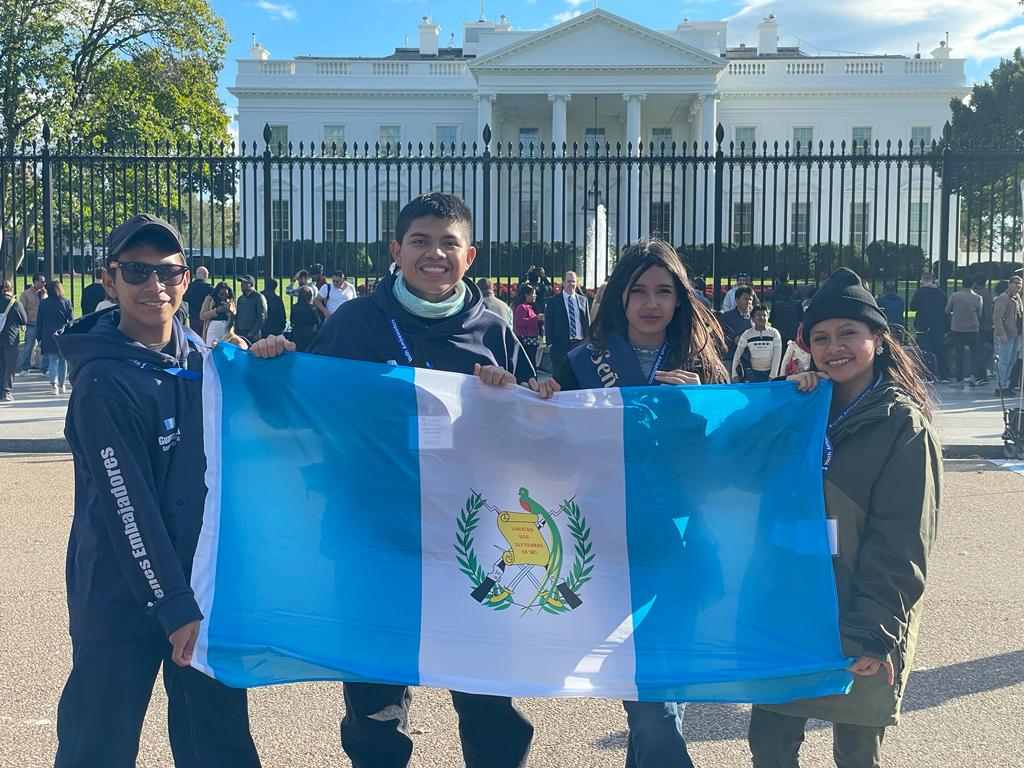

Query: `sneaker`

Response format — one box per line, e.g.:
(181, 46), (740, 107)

(50, 382), (59, 395)
(59, 384), (69, 394)
(0, 394), (14, 402)
(976, 377), (991, 387)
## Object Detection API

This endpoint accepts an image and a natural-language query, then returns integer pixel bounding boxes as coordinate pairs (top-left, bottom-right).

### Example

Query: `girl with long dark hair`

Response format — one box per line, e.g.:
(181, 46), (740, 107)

(554, 239), (726, 389)
(552, 239), (727, 768)
(200, 282), (236, 344)
(749, 267), (940, 767)
(37, 280), (74, 394)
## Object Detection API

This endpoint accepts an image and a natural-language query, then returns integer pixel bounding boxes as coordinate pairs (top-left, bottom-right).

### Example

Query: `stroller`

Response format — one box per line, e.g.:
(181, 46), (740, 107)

(995, 352), (1024, 460)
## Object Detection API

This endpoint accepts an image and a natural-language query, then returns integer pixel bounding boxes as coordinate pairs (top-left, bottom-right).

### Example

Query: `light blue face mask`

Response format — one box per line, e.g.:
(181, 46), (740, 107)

(392, 272), (467, 319)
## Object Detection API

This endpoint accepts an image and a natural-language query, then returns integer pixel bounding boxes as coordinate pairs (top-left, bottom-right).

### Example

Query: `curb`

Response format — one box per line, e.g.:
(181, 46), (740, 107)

(0, 438), (71, 454)
(1, 437), (1009, 459)
(942, 444), (1007, 460)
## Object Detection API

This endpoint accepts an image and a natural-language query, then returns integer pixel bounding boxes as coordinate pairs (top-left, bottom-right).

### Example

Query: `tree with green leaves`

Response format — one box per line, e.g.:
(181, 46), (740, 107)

(1, 0), (231, 277)
(945, 48), (1024, 256)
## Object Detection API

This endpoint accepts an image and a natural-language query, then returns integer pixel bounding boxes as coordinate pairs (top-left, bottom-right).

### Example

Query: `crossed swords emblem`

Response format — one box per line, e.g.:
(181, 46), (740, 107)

(469, 494), (583, 612)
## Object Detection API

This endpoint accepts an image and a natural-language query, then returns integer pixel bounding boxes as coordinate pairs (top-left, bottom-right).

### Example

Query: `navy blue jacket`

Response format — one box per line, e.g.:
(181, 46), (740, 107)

(57, 310), (206, 641)
(309, 273), (536, 382)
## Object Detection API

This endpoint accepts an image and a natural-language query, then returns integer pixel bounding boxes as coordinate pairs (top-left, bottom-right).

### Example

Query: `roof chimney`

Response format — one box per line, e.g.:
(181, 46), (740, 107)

(418, 15), (440, 57)
(756, 13), (778, 56)
(249, 34), (270, 60)
(931, 39), (951, 59)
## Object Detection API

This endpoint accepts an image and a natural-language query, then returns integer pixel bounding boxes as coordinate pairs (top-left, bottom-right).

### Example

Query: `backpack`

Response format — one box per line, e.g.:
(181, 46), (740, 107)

(0, 297), (17, 335)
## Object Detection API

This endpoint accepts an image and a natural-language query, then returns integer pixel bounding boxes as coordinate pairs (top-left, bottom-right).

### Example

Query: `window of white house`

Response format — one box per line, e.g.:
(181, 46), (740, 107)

(520, 199), (540, 240)
(650, 128), (673, 156)
(650, 202), (674, 242)
(324, 199), (346, 242)
(435, 125), (459, 151)
(323, 125), (346, 153)
(380, 200), (400, 240)
(519, 128), (540, 154)
(910, 126), (932, 153)
(850, 202), (871, 249)
(271, 199), (291, 242)
(851, 127), (873, 155)
(790, 201), (810, 247)
(909, 201), (930, 254)
(792, 126), (814, 154)
(585, 128), (606, 155)
(734, 126), (757, 150)
(732, 202), (754, 245)
(379, 125), (402, 154)
(268, 125), (289, 154)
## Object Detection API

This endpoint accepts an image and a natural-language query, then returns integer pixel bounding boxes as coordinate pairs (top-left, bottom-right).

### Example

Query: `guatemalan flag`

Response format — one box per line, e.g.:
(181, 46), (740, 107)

(192, 344), (853, 703)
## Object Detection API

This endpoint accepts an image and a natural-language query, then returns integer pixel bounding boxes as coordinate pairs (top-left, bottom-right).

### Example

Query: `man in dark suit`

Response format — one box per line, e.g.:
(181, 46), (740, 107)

(545, 270), (589, 370)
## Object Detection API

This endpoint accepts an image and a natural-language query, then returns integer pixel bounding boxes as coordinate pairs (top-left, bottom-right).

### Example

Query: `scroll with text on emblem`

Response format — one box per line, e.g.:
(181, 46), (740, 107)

(497, 511), (549, 566)
(195, 344), (853, 704)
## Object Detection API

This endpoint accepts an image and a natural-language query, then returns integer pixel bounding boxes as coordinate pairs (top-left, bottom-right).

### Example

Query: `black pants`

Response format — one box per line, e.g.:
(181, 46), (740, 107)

(748, 705), (885, 768)
(916, 327), (948, 380)
(340, 682), (533, 768)
(55, 636), (260, 768)
(0, 344), (17, 396)
(950, 330), (983, 382)
(623, 700), (693, 768)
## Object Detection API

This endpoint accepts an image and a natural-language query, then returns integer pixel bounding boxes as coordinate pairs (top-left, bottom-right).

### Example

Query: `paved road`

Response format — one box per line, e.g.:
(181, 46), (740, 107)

(1, 455), (1021, 768)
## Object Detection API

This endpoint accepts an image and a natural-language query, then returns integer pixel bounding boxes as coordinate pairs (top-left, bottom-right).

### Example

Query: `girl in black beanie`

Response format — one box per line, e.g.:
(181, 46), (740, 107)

(748, 267), (942, 768)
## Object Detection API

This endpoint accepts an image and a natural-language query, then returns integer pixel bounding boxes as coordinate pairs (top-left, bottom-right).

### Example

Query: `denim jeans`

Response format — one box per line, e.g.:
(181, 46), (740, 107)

(45, 352), (68, 387)
(622, 700), (692, 768)
(995, 335), (1021, 390)
(20, 323), (38, 371)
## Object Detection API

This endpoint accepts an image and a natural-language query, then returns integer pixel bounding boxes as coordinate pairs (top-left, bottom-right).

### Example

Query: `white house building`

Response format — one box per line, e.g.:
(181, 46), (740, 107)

(231, 8), (969, 277)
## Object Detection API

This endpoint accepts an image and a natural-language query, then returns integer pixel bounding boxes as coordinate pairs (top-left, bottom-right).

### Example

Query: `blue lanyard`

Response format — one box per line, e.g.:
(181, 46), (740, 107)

(130, 360), (202, 381)
(128, 328), (206, 381)
(648, 342), (670, 385)
(388, 317), (433, 368)
(822, 374), (881, 474)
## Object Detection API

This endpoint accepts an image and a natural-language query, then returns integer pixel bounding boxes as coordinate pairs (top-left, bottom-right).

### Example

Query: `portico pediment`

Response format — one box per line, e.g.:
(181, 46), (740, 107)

(469, 9), (726, 74)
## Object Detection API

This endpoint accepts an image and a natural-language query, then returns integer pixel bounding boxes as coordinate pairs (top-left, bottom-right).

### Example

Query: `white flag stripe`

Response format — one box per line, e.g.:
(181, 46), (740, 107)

(414, 373), (638, 699)
(191, 352), (225, 677)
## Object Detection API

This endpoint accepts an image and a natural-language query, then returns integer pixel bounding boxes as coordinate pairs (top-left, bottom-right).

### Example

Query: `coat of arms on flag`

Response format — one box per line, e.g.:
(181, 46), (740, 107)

(459, 488), (594, 615)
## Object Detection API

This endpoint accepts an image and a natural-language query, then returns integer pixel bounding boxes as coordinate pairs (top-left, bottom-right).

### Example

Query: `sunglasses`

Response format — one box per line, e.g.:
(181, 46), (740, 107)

(115, 261), (188, 286)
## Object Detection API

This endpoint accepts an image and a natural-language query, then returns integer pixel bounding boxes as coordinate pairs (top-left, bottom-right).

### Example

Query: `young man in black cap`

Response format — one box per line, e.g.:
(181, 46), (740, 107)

(54, 213), (260, 768)
(252, 192), (551, 768)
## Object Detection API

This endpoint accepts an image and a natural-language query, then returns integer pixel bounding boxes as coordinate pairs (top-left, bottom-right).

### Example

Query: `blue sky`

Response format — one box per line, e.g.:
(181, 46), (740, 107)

(210, 0), (1024, 130)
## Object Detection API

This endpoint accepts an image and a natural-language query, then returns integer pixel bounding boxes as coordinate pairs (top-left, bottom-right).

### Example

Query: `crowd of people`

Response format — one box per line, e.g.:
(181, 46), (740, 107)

(30, 193), (951, 768)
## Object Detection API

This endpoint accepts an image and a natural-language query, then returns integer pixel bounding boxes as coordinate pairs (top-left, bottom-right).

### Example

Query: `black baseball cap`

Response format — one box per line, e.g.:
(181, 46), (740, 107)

(240, 274), (256, 285)
(106, 213), (184, 259)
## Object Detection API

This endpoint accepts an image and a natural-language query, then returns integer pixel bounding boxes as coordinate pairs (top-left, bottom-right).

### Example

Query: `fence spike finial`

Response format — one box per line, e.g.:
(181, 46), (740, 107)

(262, 123), (273, 144)
(715, 123), (725, 145)
(42, 122), (51, 144)
(942, 121), (952, 141)
(482, 124), (492, 145)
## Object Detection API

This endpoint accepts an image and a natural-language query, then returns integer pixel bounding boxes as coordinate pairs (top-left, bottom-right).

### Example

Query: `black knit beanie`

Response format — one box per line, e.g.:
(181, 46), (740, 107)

(801, 267), (888, 345)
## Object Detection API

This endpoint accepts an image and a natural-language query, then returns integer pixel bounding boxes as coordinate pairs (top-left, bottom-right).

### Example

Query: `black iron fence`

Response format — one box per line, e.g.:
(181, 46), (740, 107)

(2, 122), (1022, 308)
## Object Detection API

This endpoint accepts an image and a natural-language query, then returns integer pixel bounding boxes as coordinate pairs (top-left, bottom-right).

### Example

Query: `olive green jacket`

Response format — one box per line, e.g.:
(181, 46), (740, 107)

(764, 379), (941, 727)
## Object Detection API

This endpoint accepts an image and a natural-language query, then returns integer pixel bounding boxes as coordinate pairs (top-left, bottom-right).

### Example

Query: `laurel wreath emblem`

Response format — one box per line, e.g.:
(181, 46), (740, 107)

(455, 491), (593, 614)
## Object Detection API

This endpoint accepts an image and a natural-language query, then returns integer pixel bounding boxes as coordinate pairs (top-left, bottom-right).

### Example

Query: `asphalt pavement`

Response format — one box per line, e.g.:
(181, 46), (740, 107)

(1, 454), (1021, 768)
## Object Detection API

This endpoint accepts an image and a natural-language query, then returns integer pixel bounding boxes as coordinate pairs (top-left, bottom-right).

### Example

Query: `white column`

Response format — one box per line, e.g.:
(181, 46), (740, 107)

(474, 93), (497, 241)
(696, 93), (719, 244)
(475, 93), (496, 150)
(699, 92), (718, 153)
(624, 93), (645, 242)
(549, 93), (571, 242)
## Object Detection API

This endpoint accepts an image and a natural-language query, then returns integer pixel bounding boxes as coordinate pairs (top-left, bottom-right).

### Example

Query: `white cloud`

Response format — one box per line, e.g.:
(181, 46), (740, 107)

(552, 10), (583, 24)
(727, 0), (1022, 64)
(565, 0), (590, 6)
(256, 0), (297, 21)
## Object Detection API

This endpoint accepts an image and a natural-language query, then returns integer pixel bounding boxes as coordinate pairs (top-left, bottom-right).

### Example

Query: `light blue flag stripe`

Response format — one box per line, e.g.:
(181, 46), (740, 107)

(623, 383), (849, 702)
(201, 344), (423, 687)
